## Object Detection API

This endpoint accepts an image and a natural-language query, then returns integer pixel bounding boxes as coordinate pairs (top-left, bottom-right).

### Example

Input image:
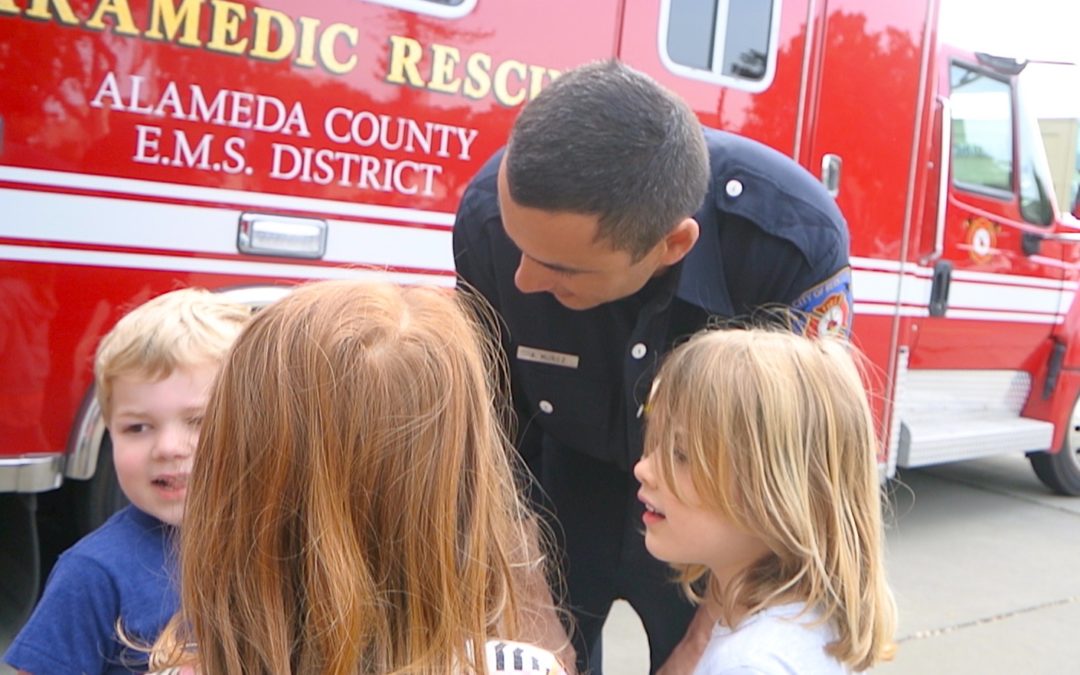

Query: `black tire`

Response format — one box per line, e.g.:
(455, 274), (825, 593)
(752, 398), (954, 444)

(1028, 400), (1080, 495)
(68, 434), (129, 533)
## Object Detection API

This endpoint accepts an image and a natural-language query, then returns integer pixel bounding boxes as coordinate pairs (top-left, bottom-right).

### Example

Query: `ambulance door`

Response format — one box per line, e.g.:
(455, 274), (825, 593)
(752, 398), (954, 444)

(800, 0), (938, 471)
(616, 0), (813, 156)
(618, 0), (924, 470)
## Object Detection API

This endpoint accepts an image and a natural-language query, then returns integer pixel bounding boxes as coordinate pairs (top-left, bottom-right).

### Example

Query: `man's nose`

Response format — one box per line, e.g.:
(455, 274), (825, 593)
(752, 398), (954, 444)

(514, 256), (555, 294)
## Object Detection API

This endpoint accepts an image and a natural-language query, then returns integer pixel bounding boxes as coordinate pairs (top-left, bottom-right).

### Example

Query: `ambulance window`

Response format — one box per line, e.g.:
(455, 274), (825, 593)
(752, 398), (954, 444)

(1016, 77), (1055, 225)
(949, 64), (1013, 197)
(660, 0), (781, 92)
(365, 0), (475, 19)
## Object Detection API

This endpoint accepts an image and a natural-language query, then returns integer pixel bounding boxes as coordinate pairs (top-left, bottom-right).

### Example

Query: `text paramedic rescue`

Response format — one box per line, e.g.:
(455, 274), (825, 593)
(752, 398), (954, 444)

(0, 0), (559, 107)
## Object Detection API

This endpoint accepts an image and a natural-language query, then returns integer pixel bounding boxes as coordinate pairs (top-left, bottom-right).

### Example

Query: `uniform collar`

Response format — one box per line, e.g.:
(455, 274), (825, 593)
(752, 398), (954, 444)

(674, 215), (734, 316)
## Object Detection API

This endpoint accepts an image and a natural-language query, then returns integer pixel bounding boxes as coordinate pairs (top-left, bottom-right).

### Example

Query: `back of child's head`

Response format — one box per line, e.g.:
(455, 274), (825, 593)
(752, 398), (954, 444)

(94, 288), (252, 422)
(167, 279), (538, 674)
(644, 328), (896, 671)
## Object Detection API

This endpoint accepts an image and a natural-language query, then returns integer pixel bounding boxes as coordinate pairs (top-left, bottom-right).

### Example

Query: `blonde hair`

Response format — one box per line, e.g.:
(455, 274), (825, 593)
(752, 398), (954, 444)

(153, 280), (547, 674)
(644, 328), (896, 671)
(94, 288), (252, 421)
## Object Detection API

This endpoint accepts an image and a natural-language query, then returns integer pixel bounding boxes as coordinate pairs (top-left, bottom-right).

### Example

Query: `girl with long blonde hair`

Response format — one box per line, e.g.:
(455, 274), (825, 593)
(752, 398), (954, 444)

(634, 328), (896, 673)
(152, 280), (568, 674)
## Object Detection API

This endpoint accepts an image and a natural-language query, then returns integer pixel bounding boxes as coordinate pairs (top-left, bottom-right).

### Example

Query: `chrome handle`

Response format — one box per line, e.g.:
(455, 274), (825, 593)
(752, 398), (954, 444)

(821, 153), (842, 198)
(237, 213), (328, 259)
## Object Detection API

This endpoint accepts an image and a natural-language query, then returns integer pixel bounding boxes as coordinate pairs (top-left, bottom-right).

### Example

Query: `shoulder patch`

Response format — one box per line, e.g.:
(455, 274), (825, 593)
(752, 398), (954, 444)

(791, 267), (852, 338)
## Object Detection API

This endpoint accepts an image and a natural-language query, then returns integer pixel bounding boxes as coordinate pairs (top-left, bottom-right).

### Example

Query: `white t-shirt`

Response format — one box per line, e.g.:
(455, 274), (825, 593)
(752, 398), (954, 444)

(693, 602), (848, 675)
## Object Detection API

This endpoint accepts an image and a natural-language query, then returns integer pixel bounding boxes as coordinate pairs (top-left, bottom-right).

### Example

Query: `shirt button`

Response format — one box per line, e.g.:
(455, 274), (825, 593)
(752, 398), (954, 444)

(725, 179), (743, 198)
(631, 343), (648, 360)
(539, 400), (554, 414)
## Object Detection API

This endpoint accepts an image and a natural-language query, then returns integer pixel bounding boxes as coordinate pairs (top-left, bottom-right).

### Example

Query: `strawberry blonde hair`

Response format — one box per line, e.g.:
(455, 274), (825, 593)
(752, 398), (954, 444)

(644, 328), (896, 671)
(153, 280), (550, 674)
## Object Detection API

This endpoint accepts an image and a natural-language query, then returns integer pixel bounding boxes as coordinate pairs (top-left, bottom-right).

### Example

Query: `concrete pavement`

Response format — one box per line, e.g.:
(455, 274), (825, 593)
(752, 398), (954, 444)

(603, 453), (1080, 674)
(876, 454), (1080, 674)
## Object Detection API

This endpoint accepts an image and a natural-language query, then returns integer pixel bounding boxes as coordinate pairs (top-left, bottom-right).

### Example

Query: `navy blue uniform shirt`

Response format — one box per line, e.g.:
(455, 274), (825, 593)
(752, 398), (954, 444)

(453, 128), (851, 471)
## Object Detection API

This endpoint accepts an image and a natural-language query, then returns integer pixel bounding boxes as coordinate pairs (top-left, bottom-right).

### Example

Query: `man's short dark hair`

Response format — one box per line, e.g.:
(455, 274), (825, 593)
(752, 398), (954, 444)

(505, 60), (709, 260)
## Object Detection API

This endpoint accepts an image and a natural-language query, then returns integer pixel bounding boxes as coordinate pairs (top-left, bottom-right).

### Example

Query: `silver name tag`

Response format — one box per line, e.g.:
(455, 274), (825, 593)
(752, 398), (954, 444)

(517, 346), (580, 369)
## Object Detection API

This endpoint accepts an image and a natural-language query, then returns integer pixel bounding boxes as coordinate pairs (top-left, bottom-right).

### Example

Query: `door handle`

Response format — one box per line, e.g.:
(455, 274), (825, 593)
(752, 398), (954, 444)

(1021, 231), (1043, 256)
(821, 153), (842, 198)
(929, 259), (952, 317)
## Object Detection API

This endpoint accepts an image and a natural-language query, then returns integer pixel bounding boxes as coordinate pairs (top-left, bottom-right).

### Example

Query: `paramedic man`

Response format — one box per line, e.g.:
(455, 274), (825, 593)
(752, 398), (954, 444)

(452, 60), (852, 675)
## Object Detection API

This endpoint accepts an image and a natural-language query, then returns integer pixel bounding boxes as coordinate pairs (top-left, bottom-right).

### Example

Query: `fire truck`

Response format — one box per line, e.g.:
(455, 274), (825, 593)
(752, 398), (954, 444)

(3, 0), (1080, 616)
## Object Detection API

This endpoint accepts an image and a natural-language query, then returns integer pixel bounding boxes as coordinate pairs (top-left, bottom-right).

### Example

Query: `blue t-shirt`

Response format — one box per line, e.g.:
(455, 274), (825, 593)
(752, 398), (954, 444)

(4, 505), (179, 674)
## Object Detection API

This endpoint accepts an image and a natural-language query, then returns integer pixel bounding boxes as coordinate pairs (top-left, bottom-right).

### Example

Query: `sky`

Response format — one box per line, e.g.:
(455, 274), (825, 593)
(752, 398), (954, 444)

(939, 0), (1080, 118)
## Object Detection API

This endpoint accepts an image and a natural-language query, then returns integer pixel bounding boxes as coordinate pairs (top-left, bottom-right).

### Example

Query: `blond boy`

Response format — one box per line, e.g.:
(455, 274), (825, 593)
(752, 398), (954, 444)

(4, 289), (250, 675)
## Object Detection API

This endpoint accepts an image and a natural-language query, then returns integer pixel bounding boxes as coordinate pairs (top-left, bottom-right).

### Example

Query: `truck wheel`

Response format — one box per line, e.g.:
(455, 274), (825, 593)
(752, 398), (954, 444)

(1029, 397), (1080, 496)
(69, 434), (129, 533)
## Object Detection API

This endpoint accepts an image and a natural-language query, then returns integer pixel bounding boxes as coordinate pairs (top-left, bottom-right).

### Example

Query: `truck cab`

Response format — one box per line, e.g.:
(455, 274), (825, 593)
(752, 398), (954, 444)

(894, 48), (1080, 495)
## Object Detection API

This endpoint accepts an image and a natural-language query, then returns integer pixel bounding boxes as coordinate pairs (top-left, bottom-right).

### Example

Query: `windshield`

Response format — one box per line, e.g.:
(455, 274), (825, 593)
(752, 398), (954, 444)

(1016, 75), (1057, 225)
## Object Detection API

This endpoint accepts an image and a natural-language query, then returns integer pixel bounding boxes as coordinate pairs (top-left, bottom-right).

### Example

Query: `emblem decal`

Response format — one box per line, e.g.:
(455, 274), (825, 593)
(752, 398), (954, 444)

(963, 217), (999, 264)
(791, 267), (853, 338)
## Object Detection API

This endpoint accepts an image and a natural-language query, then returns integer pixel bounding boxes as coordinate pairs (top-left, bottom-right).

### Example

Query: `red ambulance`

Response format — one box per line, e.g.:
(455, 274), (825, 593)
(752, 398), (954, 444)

(2, 0), (1079, 611)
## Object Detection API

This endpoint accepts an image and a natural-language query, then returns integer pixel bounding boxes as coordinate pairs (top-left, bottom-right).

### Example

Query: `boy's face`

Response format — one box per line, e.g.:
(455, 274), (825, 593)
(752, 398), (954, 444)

(107, 365), (217, 527)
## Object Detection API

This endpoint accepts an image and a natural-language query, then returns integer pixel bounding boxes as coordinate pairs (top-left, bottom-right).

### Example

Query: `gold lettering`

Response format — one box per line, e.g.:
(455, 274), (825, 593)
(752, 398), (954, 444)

(0, 0), (21, 15)
(428, 43), (461, 94)
(250, 7), (296, 61)
(463, 51), (492, 100)
(385, 35), (424, 87)
(145, 0), (203, 47)
(294, 16), (320, 68)
(207, 0), (247, 55)
(23, 0), (79, 24)
(493, 59), (528, 107)
(529, 64), (555, 100)
(319, 23), (358, 75)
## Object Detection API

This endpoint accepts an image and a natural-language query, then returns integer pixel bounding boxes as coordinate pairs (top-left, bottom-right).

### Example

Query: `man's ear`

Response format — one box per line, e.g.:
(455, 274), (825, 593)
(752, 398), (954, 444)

(659, 217), (700, 266)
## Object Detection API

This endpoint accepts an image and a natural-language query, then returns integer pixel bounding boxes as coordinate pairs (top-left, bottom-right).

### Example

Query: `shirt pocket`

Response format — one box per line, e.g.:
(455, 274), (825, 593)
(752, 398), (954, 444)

(516, 362), (615, 463)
